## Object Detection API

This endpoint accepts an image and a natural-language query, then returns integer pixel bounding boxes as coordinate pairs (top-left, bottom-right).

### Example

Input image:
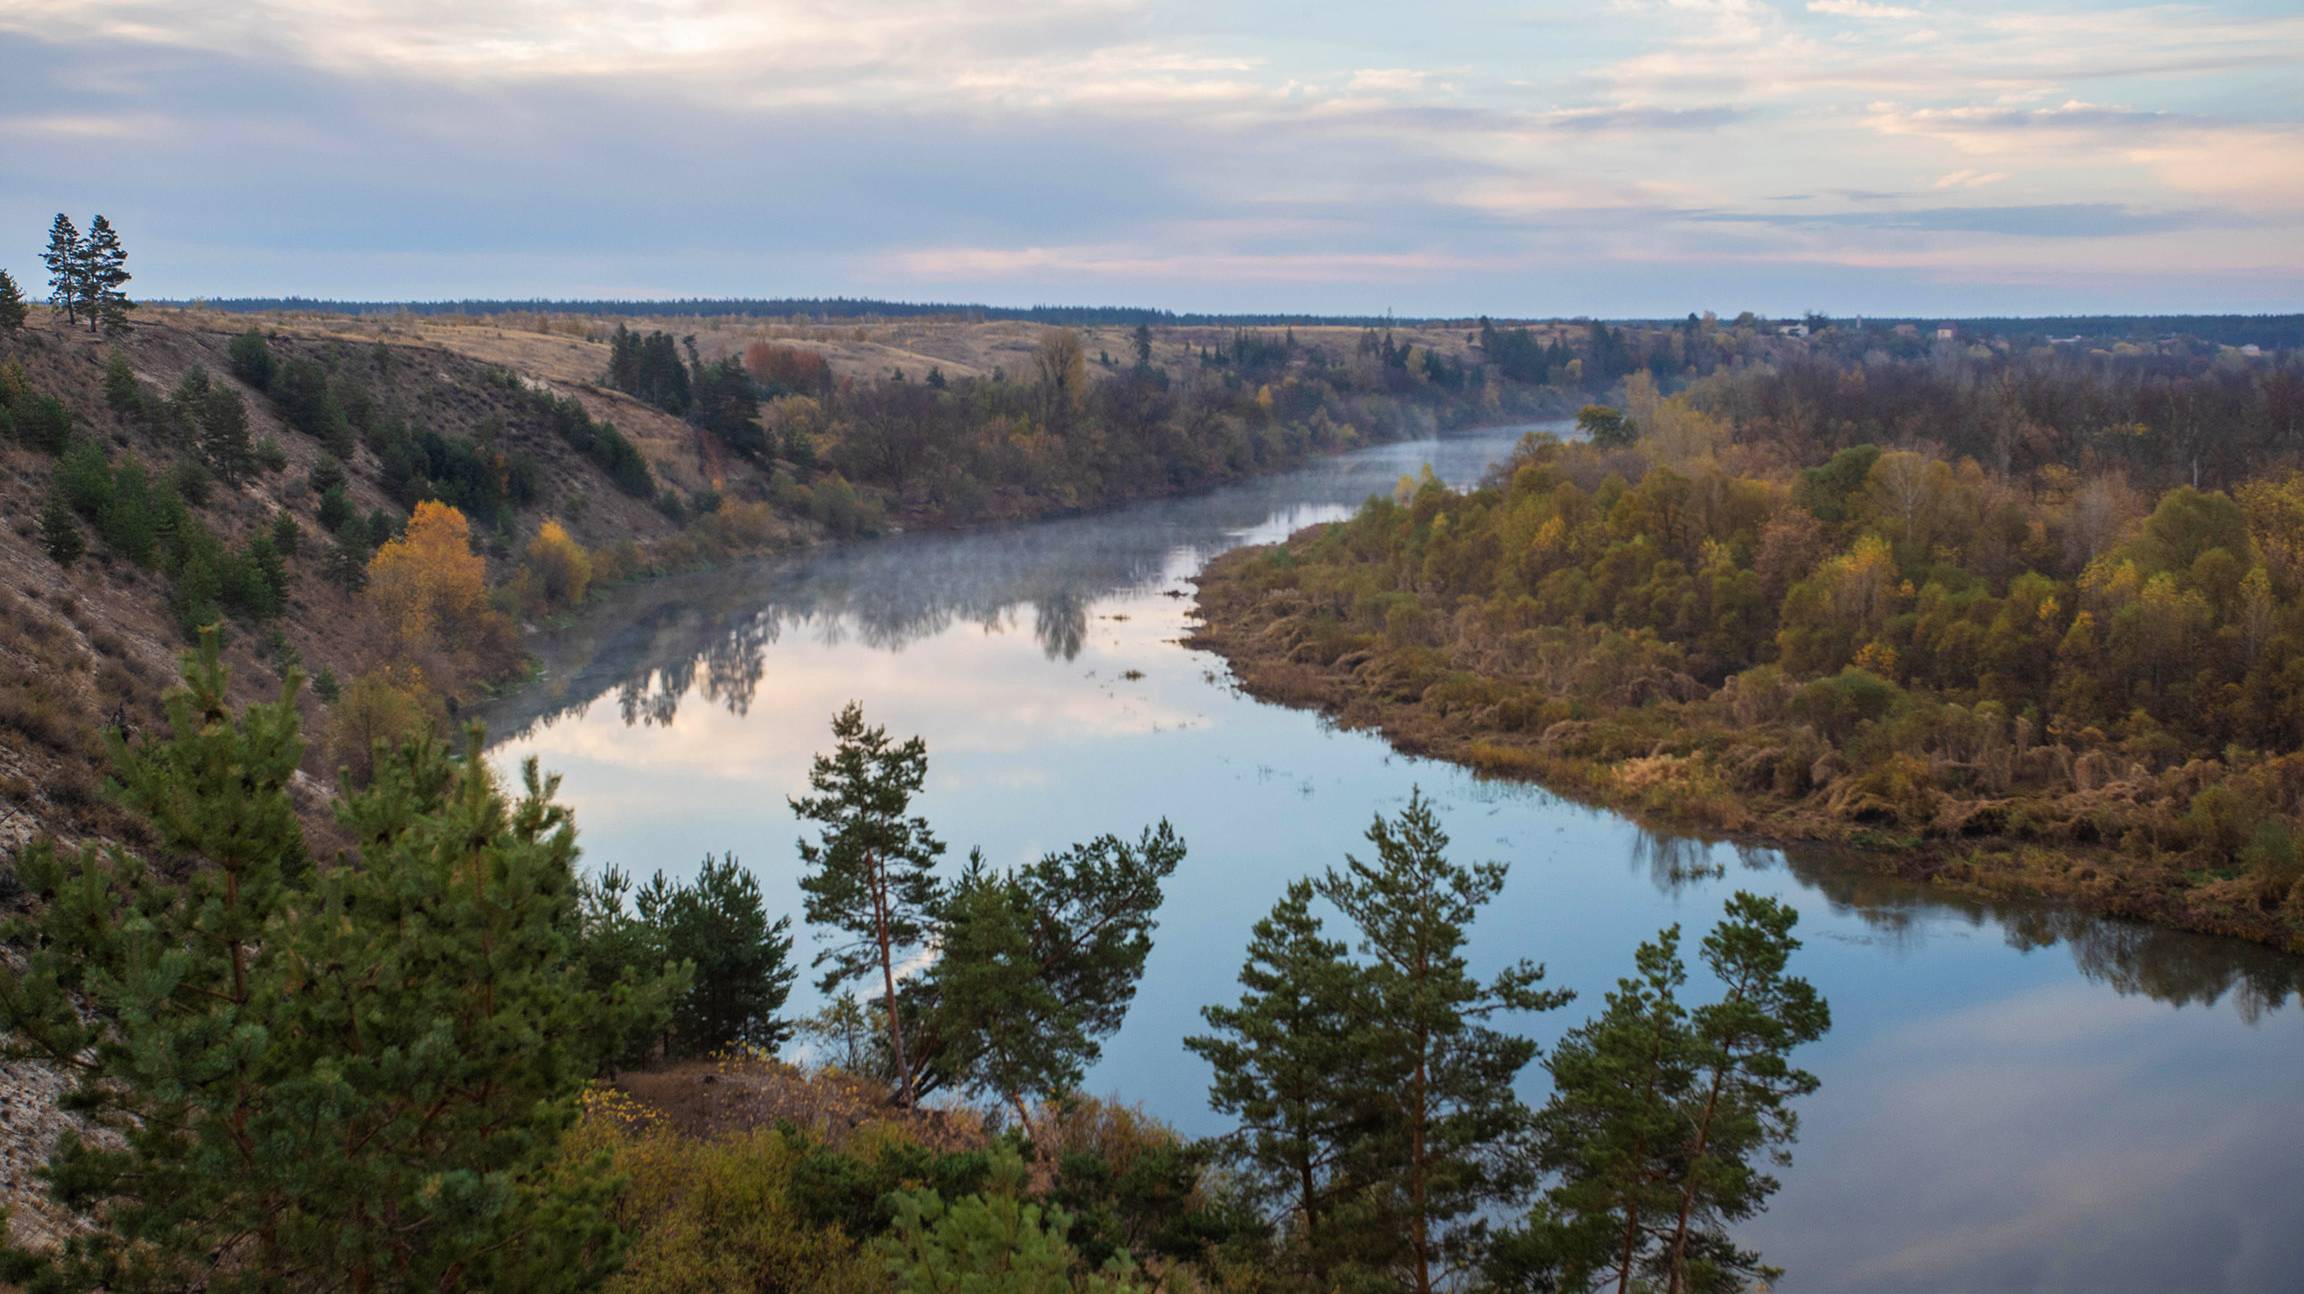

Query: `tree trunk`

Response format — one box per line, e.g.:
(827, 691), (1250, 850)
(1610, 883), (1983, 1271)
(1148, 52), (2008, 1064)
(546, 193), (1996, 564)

(869, 853), (913, 1106)
(1665, 990), (1749, 1293)
(1411, 1039), (1430, 1294)
(1664, 1071), (1726, 1294)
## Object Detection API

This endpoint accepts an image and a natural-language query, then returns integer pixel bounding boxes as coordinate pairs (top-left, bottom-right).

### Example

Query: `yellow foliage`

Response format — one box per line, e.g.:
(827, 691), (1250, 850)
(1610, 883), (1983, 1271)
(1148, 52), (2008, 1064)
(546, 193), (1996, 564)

(1852, 640), (1900, 676)
(367, 501), (491, 654)
(327, 666), (442, 787)
(522, 519), (591, 611)
(569, 1115), (879, 1294)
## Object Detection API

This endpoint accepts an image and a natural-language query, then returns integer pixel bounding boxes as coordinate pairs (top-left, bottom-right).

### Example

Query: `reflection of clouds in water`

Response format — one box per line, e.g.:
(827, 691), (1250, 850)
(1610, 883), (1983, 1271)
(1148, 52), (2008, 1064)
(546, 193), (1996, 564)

(484, 420), (2304, 1290)
(484, 427), (1549, 741)
(1772, 980), (2304, 1292)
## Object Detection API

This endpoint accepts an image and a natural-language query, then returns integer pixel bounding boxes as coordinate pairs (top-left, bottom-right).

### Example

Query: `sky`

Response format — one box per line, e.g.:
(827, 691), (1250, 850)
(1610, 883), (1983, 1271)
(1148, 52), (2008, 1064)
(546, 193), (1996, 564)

(2, 0), (2301, 317)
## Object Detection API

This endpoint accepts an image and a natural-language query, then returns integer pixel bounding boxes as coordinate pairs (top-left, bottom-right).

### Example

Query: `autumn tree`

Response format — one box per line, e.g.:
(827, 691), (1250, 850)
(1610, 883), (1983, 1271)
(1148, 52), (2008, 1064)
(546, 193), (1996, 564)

(367, 499), (493, 656)
(326, 665), (443, 787)
(523, 519), (592, 611)
(790, 703), (947, 1106)
(1035, 328), (1089, 435)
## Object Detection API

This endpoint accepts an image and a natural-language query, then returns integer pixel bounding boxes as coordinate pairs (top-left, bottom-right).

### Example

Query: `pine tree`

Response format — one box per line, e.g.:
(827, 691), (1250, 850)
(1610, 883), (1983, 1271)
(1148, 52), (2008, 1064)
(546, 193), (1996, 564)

(1659, 894), (1829, 1294)
(1187, 878), (1388, 1286)
(1316, 790), (1574, 1293)
(922, 822), (1182, 1121)
(38, 489), (83, 566)
(790, 703), (946, 1105)
(198, 381), (255, 484)
(0, 269), (26, 331)
(81, 215), (132, 336)
(637, 853), (798, 1056)
(1502, 927), (1697, 1294)
(571, 865), (692, 1069)
(40, 213), (82, 326)
(0, 638), (669, 1290)
(15, 392), (74, 453)
(228, 327), (276, 390)
(101, 350), (141, 416)
(1499, 893), (1829, 1294)
(97, 459), (158, 566)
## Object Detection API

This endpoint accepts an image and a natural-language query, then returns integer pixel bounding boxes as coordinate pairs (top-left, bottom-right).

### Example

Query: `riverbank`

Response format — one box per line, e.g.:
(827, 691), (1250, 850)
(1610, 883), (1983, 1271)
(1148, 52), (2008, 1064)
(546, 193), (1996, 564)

(1189, 541), (2304, 954)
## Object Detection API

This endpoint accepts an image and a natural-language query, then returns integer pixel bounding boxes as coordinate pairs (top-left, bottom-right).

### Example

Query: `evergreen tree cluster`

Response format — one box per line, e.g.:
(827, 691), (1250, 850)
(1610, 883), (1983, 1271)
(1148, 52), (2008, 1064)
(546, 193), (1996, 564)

(0, 637), (1830, 1292)
(1478, 317), (1573, 385)
(38, 213), (134, 335)
(0, 638), (681, 1290)
(575, 854), (796, 1065)
(790, 704), (1184, 1118)
(0, 268), (27, 332)
(1189, 794), (1831, 1293)
(605, 323), (692, 414)
(0, 367), (287, 631)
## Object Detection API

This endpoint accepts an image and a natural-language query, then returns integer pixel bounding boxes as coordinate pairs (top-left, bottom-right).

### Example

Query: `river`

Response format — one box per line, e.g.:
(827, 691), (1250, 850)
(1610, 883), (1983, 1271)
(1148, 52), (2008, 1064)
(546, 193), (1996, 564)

(484, 422), (2304, 1292)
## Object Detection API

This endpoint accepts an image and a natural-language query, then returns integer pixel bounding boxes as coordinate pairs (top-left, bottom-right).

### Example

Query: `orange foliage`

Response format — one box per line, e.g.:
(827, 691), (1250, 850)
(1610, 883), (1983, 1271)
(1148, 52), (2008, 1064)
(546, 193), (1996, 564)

(367, 501), (492, 654)
(743, 342), (832, 394)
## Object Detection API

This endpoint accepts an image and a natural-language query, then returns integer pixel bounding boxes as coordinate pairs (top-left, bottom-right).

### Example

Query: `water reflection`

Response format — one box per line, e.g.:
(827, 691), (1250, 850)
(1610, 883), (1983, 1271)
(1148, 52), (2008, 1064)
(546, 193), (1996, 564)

(1613, 821), (2304, 1017)
(487, 426), (2304, 1023)
(492, 429), (1533, 741)
(483, 423), (2304, 1293)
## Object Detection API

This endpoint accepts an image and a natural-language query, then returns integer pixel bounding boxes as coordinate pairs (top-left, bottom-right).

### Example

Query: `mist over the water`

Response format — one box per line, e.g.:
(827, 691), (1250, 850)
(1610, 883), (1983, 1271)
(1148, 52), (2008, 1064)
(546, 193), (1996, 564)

(487, 424), (2304, 1292)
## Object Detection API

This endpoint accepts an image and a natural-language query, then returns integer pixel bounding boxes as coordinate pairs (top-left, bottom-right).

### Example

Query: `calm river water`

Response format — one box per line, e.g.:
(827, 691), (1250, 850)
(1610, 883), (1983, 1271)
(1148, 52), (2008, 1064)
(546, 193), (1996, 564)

(485, 424), (2304, 1292)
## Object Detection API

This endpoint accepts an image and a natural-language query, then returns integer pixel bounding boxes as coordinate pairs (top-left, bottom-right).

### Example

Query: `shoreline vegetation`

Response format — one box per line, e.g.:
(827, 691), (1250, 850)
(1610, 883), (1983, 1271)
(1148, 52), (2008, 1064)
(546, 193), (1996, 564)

(1187, 347), (2304, 956)
(1187, 566), (2302, 949)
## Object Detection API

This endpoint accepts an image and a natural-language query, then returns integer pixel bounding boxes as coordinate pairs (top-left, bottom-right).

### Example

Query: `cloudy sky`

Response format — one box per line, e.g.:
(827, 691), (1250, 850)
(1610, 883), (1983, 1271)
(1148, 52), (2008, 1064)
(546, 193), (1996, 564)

(3, 0), (2300, 315)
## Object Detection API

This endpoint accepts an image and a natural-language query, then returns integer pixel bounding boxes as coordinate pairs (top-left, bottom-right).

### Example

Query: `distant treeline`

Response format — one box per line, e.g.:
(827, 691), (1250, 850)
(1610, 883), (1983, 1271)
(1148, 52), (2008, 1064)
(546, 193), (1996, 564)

(149, 299), (2304, 345)
(158, 296), (1446, 328)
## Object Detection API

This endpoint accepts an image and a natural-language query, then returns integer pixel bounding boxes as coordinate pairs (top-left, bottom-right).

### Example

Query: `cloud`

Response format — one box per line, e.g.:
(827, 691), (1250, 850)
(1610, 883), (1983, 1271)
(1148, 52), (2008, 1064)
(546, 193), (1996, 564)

(1932, 168), (2007, 189)
(1685, 202), (2217, 237)
(876, 244), (1484, 283)
(1808, 0), (1922, 18)
(0, 0), (2297, 313)
(1345, 67), (1432, 94)
(1537, 104), (1752, 131)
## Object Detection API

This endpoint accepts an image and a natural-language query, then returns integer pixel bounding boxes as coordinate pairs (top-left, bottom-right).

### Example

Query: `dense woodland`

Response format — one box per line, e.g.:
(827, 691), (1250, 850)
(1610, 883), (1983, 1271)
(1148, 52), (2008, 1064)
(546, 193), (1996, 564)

(1193, 337), (2304, 949)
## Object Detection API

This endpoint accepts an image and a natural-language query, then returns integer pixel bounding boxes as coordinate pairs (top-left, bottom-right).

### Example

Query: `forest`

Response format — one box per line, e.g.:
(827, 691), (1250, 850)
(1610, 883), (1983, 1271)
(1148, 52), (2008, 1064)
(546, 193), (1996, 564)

(1192, 338), (2304, 950)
